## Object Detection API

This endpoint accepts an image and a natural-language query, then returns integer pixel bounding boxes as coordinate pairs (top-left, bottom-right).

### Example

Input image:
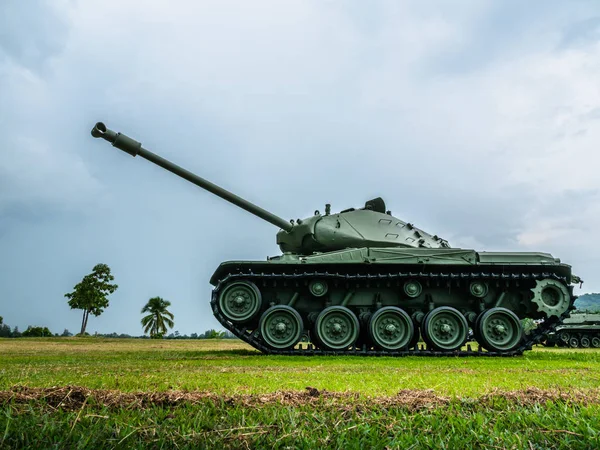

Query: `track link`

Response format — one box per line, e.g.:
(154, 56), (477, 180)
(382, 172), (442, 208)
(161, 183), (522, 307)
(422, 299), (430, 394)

(210, 270), (576, 357)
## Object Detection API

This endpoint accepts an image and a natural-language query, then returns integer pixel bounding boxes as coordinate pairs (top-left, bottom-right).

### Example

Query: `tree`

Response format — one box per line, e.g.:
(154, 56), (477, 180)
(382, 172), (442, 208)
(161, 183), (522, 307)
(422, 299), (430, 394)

(521, 318), (537, 334)
(22, 326), (52, 337)
(140, 297), (175, 338)
(65, 263), (118, 335)
(0, 318), (10, 338)
(203, 329), (226, 339)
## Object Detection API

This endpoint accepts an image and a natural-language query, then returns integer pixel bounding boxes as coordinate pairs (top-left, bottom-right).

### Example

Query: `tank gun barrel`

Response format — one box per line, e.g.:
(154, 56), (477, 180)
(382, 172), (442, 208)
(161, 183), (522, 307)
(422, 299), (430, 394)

(91, 122), (294, 232)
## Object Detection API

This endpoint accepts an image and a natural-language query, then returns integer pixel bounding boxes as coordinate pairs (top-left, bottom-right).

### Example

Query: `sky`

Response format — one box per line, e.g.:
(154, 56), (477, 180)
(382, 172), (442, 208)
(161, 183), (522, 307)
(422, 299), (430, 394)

(1, 0), (599, 336)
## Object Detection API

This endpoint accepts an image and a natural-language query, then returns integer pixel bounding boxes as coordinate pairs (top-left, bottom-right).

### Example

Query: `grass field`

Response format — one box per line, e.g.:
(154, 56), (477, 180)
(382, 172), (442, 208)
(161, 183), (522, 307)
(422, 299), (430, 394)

(1, 338), (600, 448)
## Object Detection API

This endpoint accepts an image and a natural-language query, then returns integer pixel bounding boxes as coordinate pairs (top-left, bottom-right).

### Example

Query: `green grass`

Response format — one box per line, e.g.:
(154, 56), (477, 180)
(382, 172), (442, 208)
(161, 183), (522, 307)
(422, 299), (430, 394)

(1, 338), (600, 448)
(3, 399), (600, 449)
(1, 338), (599, 396)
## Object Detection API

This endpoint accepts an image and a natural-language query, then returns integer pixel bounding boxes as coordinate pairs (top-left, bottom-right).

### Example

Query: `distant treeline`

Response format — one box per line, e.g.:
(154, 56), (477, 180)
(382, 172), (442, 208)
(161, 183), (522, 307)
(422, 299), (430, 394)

(0, 324), (58, 338)
(0, 320), (237, 340)
(89, 329), (239, 340)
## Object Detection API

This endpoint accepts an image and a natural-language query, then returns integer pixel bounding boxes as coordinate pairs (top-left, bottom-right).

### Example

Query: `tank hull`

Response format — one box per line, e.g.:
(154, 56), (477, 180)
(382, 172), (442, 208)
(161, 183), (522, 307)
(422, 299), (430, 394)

(543, 312), (600, 348)
(210, 247), (576, 356)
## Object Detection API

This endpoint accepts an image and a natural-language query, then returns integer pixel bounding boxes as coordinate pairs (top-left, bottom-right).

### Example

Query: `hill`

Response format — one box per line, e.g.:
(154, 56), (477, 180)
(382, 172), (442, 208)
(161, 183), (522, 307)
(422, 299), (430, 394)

(574, 293), (600, 312)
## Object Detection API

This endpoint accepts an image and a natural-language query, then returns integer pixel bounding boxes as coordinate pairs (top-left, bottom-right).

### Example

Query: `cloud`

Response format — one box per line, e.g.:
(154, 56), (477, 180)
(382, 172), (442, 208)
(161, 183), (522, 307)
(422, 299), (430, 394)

(1, 1), (600, 335)
(0, 136), (104, 216)
(0, 1), (102, 219)
(0, 0), (70, 73)
(559, 17), (600, 49)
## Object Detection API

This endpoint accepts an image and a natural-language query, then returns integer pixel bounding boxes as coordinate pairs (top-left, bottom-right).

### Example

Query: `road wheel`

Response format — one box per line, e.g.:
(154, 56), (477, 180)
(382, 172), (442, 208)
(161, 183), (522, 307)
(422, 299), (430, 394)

(422, 306), (468, 351)
(559, 331), (570, 344)
(259, 305), (303, 350)
(368, 307), (414, 351)
(314, 306), (359, 351)
(477, 307), (523, 353)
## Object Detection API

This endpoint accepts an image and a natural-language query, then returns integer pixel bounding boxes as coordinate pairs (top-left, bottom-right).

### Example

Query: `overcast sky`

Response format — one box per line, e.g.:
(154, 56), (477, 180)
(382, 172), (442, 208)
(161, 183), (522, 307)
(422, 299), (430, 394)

(1, 0), (599, 336)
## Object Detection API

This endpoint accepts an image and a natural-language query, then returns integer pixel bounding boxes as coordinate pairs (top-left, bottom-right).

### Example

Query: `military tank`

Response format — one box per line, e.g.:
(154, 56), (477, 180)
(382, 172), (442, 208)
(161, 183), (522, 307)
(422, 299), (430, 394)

(542, 310), (600, 348)
(91, 121), (582, 357)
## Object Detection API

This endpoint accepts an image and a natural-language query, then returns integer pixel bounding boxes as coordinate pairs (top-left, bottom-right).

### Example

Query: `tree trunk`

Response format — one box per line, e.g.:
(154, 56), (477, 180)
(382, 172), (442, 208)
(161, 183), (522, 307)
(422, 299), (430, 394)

(80, 310), (86, 335)
(80, 310), (90, 335)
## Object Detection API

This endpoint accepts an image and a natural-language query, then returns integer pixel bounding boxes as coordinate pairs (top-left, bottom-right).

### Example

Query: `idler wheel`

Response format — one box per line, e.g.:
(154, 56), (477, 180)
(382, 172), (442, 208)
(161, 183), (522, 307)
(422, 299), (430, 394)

(476, 307), (523, 352)
(580, 336), (591, 348)
(259, 305), (304, 350)
(422, 306), (468, 352)
(314, 306), (359, 351)
(368, 306), (414, 351)
(217, 280), (262, 324)
(591, 337), (600, 348)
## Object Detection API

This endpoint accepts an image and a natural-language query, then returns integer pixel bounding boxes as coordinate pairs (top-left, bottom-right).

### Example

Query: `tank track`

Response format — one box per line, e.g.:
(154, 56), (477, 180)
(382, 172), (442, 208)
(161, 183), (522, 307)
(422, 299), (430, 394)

(210, 270), (576, 357)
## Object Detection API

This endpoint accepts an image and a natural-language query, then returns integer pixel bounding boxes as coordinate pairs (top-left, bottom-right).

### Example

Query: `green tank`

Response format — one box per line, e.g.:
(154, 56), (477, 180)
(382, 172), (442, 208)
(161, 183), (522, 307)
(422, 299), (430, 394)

(542, 310), (600, 348)
(91, 121), (582, 356)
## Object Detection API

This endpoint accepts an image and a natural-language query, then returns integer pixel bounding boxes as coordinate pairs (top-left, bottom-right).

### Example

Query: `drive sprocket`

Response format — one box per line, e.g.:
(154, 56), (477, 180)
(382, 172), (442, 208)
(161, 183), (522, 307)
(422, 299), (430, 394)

(530, 279), (570, 318)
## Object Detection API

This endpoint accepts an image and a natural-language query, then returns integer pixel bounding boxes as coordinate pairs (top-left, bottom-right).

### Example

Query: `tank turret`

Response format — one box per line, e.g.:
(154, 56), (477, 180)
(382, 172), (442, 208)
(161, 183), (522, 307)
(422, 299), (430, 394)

(91, 122), (449, 255)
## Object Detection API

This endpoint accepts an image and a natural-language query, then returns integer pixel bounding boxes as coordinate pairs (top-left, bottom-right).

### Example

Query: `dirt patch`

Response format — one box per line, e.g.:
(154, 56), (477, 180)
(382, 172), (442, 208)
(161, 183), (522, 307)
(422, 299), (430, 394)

(481, 387), (598, 406)
(0, 386), (352, 411)
(1, 385), (598, 412)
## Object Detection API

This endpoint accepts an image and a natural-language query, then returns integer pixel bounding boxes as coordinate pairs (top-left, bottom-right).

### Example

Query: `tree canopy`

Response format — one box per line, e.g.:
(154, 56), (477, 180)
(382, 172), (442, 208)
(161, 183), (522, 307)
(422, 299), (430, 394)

(203, 329), (226, 339)
(22, 326), (52, 337)
(141, 297), (175, 338)
(65, 263), (118, 335)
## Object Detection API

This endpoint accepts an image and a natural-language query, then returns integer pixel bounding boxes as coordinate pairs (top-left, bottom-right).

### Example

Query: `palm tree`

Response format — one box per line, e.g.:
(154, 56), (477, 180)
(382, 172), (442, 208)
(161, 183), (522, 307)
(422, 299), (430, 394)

(141, 297), (175, 338)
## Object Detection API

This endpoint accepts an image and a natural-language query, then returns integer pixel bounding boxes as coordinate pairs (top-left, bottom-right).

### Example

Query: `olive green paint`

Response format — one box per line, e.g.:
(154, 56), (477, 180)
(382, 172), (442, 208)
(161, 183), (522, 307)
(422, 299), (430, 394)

(91, 121), (581, 356)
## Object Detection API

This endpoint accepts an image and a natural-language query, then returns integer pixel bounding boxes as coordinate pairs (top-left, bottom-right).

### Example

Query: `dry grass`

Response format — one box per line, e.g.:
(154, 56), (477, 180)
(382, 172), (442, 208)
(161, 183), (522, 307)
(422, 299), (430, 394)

(0, 337), (253, 354)
(2, 385), (599, 412)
